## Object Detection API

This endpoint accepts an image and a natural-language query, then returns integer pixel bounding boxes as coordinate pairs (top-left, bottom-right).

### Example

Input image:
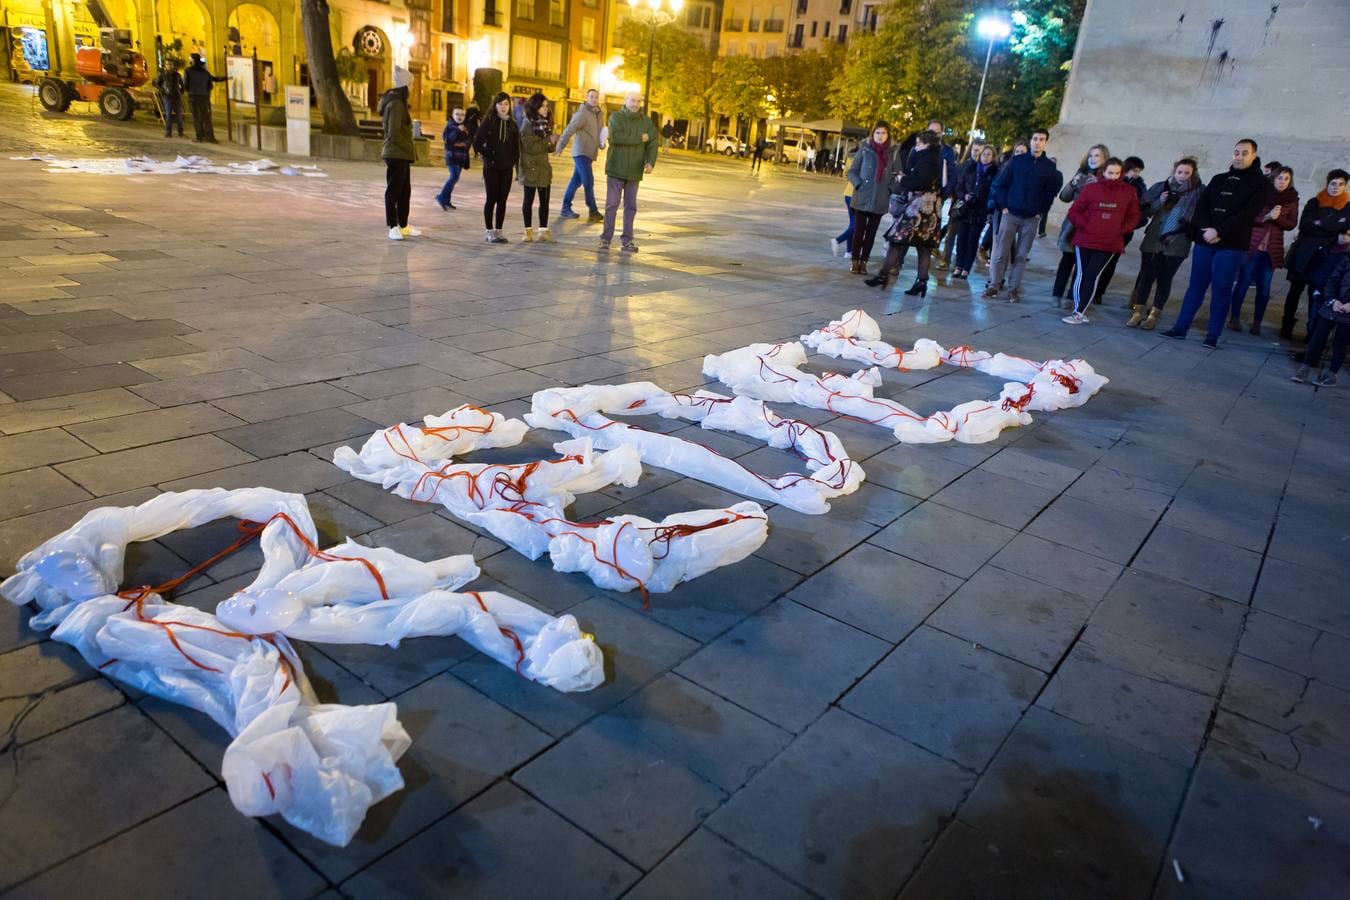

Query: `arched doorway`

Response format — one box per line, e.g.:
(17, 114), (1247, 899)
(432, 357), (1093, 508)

(352, 24), (389, 112)
(227, 3), (279, 102)
(155, 0), (209, 66)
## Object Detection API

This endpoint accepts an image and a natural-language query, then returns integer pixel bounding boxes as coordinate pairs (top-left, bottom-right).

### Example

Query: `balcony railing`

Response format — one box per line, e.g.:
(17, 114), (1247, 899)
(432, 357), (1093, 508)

(747, 16), (760, 30)
(723, 17), (743, 29)
(509, 65), (562, 80)
(762, 18), (784, 31)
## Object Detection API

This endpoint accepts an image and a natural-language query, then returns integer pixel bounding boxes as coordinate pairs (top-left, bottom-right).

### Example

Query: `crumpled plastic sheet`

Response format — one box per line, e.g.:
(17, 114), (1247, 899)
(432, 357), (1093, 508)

(0, 487), (604, 846)
(704, 340), (1033, 444)
(802, 309), (1109, 412)
(10, 154), (327, 177)
(525, 382), (863, 515)
(333, 404), (769, 595)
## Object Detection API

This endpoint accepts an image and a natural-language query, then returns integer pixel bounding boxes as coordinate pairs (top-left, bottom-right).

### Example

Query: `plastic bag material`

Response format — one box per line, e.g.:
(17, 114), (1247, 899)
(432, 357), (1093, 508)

(704, 341), (1032, 444)
(526, 382), (863, 514)
(335, 407), (770, 596)
(802, 309), (946, 370)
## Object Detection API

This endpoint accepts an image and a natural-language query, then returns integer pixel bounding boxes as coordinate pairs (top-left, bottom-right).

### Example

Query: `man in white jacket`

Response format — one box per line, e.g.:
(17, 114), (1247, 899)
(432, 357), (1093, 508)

(556, 88), (606, 222)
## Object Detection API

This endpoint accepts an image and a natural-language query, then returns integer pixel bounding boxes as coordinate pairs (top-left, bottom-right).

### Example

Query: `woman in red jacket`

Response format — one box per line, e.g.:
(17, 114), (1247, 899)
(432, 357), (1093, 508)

(1229, 165), (1298, 335)
(1062, 158), (1140, 325)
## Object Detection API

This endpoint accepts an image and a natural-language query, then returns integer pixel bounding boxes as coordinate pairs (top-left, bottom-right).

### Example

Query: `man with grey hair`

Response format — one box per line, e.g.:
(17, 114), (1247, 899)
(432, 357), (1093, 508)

(599, 92), (658, 252)
(556, 88), (605, 222)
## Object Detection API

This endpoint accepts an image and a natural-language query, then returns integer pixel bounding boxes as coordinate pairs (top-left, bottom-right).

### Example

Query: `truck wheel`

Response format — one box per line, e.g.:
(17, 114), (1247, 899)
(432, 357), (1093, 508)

(38, 78), (71, 112)
(99, 87), (131, 120)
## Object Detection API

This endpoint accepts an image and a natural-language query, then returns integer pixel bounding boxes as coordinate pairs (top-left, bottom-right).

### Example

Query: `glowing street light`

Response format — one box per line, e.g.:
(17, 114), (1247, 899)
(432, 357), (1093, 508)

(969, 14), (1012, 141)
(625, 0), (683, 115)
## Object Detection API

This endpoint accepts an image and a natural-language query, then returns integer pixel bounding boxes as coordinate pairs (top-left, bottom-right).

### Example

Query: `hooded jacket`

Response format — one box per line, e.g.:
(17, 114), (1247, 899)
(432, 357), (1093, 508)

(474, 112), (521, 172)
(991, 152), (1062, 220)
(379, 88), (414, 162)
(1192, 158), (1270, 250)
(1067, 179), (1141, 254)
(1247, 184), (1298, 268)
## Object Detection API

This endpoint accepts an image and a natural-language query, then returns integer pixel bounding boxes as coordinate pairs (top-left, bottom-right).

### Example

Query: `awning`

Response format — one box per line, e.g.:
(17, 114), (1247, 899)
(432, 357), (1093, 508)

(802, 118), (867, 135)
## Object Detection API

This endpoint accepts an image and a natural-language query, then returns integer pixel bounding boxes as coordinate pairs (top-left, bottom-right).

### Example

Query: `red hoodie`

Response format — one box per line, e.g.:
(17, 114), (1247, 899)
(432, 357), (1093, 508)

(1068, 179), (1141, 253)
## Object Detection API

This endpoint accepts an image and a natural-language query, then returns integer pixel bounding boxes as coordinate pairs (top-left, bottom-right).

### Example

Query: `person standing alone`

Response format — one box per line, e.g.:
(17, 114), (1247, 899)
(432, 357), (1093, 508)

(183, 53), (226, 143)
(380, 66), (417, 241)
(556, 88), (605, 222)
(598, 92), (657, 253)
(1161, 139), (1270, 347)
(435, 107), (471, 211)
(982, 128), (1062, 302)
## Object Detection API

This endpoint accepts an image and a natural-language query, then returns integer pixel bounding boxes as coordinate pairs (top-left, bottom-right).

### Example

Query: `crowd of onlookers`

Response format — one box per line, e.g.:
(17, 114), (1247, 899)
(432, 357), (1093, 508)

(836, 120), (1350, 385)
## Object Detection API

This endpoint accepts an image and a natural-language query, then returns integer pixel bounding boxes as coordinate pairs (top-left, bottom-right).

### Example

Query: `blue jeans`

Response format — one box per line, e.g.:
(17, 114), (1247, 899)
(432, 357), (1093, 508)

(562, 155), (598, 214)
(1170, 243), (1245, 340)
(435, 162), (462, 205)
(1229, 250), (1275, 325)
(836, 195), (855, 245)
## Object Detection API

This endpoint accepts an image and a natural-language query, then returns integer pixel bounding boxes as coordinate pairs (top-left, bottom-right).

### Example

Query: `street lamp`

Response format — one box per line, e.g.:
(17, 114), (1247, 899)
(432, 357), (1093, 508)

(969, 14), (1011, 142)
(625, 0), (683, 116)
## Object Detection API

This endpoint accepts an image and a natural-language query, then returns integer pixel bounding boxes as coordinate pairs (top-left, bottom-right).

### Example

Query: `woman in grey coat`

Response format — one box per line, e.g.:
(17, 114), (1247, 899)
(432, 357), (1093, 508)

(847, 121), (902, 275)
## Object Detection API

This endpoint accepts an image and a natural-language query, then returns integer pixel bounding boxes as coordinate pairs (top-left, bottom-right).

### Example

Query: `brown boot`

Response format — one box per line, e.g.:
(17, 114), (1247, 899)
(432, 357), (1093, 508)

(1141, 307), (1160, 330)
(1126, 305), (1144, 328)
(849, 259), (862, 274)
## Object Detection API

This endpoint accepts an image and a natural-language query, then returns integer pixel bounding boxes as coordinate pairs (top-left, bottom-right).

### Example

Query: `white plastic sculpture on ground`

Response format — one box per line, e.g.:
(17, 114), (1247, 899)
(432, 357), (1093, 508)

(333, 405), (769, 599)
(703, 310), (1108, 444)
(10, 154), (326, 177)
(525, 382), (863, 515)
(1, 487), (604, 847)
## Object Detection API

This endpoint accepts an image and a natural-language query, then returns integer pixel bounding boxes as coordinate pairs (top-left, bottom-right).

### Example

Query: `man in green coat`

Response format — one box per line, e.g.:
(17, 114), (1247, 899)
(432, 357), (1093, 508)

(599, 92), (658, 252)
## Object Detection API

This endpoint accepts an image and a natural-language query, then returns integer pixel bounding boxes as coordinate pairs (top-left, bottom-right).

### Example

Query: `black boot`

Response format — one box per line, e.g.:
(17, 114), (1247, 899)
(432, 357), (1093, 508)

(864, 272), (889, 288)
(903, 279), (927, 297)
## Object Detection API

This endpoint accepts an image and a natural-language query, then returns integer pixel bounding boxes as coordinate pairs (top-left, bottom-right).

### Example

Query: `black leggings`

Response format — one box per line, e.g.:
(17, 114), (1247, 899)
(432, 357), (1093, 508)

(1305, 317), (1349, 372)
(523, 186), (550, 228)
(384, 159), (411, 229)
(1280, 278), (1315, 338)
(1072, 247), (1117, 314)
(852, 211), (882, 262)
(1131, 251), (1187, 310)
(1053, 250), (1077, 298)
(884, 243), (930, 282)
(483, 167), (512, 230)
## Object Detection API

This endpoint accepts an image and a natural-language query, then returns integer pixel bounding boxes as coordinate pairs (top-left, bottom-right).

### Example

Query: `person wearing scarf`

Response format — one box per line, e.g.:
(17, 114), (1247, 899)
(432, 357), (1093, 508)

(1051, 143), (1110, 305)
(1229, 166), (1298, 334)
(846, 121), (901, 274)
(1281, 169), (1350, 340)
(951, 145), (999, 278)
(518, 92), (557, 243)
(1127, 159), (1202, 329)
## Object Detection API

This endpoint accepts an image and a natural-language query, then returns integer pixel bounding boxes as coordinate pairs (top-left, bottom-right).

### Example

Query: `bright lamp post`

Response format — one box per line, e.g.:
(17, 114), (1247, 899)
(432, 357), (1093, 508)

(626, 0), (684, 115)
(969, 14), (1011, 141)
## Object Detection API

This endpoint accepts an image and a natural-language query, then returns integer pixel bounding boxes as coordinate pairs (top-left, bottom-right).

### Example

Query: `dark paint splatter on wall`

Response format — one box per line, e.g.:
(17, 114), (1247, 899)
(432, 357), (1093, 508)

(1206, 18), (1225, 59)
(1262, 4), (1280, 47)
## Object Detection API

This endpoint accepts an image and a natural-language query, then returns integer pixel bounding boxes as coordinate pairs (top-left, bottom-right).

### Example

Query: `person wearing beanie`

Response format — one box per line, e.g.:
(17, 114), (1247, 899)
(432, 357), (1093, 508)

(473, 91), (521, 243)
(380, 66), (417, 241)
(1061, 158), (1140, 325)
(1229, 165), (1298, 335)
(1161, 139), (1270, 347)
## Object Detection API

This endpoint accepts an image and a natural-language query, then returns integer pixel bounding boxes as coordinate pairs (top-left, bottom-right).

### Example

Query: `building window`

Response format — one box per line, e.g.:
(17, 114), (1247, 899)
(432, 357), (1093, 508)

(839, 0), (850, 13)
(548, 0), (563, 27)
(537, 38), (562, 78)
(440, 0), (456, 33)
(823, 20), (829, 36)
(685, 4), (711, 27)
(863, 5), (877, 31)
(484, 0), (502, 26)
(581, 16), (596, 51)
(582, 0), (597, 7)
(724, 7), (743, 30)
(810, 21), (817, 35)
(747, 6), (760, 30)
(795, 0), (806, 12)
(791, 23), (803, 47)
(836, 23), (847, 41)
(764, 6), (784, 31)
(511, 34), (536, 73)
(442, 42), (455, 78)
(515, 0), (532, 19)
(431, 89), (443, 110)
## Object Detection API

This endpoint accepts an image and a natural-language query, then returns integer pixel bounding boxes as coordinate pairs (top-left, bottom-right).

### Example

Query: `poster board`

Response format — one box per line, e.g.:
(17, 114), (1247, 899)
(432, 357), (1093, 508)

(285, 85), (310, 157)
(226, 54), (253, 103)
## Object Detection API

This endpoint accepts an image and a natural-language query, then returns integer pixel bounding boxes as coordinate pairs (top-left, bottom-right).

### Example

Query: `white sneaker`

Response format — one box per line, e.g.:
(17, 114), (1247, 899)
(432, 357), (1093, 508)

(537, 227), (553, 243)
(829, 239), (841, 258)
(1061, 312), (1089, 325)
(401, 226), (421, 237)
(388, 227), (403, 241)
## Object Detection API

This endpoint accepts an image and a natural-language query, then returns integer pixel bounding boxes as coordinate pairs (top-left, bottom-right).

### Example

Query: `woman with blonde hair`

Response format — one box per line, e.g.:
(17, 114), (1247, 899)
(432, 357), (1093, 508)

(1051, 143), (1110, 305)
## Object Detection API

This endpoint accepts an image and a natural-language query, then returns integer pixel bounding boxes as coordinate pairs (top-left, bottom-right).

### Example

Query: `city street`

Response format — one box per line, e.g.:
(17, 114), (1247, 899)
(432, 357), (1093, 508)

(2, 81), (1349, 899)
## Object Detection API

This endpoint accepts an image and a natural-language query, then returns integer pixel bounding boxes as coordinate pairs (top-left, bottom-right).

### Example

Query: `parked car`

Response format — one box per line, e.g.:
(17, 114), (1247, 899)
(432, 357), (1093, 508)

(705, 133), (747, 157)
(778, 137), (813, 164)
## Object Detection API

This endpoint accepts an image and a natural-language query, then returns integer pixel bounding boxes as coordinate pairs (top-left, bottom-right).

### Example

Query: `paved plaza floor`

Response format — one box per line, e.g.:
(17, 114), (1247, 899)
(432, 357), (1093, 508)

(2, 85), (1349, 898)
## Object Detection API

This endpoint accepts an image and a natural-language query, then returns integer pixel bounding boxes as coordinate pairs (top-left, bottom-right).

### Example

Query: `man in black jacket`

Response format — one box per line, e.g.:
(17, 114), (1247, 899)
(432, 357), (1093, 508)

(1162, 139), (1270, 346)
(184, 53), (227, 143)
(155, 61), (185, 138)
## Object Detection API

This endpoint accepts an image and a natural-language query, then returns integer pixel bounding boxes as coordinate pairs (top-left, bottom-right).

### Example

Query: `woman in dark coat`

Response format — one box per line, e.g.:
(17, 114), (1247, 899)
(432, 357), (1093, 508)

(473, 92), (521, 244)
(865, 131), (943, 294)
(846, 121), (902, 275)
(951, 145), (998, 278)
(1229, 165), (1297, 334)
(1281, 169), (1350, 340)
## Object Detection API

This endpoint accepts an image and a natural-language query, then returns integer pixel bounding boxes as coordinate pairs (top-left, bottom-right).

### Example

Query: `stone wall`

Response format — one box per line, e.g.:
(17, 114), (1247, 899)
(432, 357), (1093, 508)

(1051, 0), (1350, 205)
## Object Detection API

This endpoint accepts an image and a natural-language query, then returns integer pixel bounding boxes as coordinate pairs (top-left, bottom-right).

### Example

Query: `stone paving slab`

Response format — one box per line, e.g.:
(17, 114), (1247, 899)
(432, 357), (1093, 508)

(2, 107), (1349, 897)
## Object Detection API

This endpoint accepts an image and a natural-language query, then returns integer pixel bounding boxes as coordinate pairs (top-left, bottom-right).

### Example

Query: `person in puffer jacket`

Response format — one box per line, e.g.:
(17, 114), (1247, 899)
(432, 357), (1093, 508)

(1061, 158), (1139, 325)
(1229, 165), (1298, 334)
(1291, 229), (1350, 386)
